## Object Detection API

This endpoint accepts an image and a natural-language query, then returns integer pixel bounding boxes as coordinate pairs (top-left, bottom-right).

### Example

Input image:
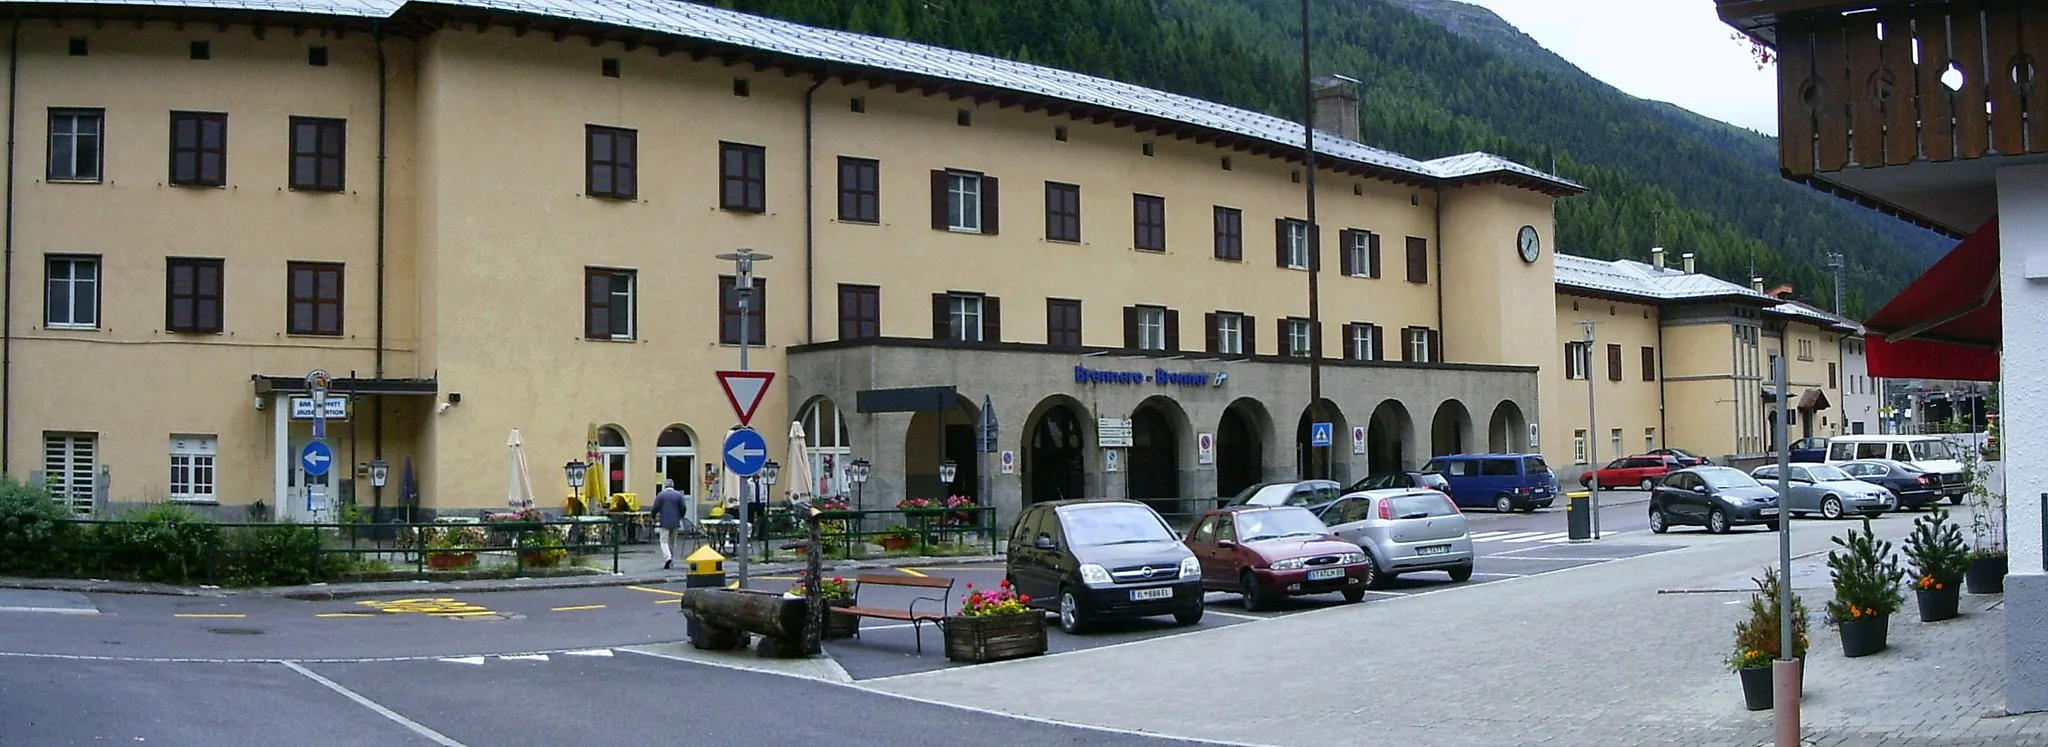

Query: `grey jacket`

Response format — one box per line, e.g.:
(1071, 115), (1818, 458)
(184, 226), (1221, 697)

(652, 488), (687, 530)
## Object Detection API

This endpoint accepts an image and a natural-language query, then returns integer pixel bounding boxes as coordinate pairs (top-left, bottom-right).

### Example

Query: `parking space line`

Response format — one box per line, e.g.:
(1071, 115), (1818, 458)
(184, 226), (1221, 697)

(1201, 608), (1264, 621)
(283, 661), (468, 747)
(902, 565), (1001, 572)
(315, 613), (377, 618)
(895, 568), (930, 578)
(550, 605), (606, 612)
(627, 585), (684, 597)
(1487, 555), (1616, 562)
(1466, 530), (1515, 540)
(173, 613), (245, 619)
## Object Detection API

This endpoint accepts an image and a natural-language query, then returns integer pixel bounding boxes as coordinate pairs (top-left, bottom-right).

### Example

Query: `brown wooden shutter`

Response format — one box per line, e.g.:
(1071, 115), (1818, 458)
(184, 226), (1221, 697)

(1338, 230), (1356, 276)
(1401, 328), (1416, 362)
(1122, 306), (1139, 349)
(932, 293), (949, 339)
(1164, 309), (1180, 353)
(1342, 323), (1356, 360)
(1607, 343), (1622, 381)
(1275, 218), (1288, 267)
(1430, 330), (1443, 362)
(1369, 324), (1384, 361)
(1406, 237), (1428, 283)
(1642, 346), (1657, 381)
(980, 175), (1000, 235)
(585, 269), (609, 339)
(1277, 317), (1290, 355)
(1311, 320), (1323, 358)
(930, 170), (948, 230)
(1243, 315), (1257, 356)
(983, 295), (1001, 342)
(1205, 313), (1219, 354)
(1308, 224), (1321, 272)
(1368, 232), (1382, 278)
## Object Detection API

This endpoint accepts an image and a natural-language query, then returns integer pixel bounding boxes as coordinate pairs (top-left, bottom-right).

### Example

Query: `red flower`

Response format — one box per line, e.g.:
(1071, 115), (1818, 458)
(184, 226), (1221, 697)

(999, 578), (1011, 588)
(1019, 594), (1030, 604)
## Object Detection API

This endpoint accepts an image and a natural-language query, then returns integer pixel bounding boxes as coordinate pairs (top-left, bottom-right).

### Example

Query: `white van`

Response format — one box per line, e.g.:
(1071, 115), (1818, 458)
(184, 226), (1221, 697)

(1823, 435), (1968, 504)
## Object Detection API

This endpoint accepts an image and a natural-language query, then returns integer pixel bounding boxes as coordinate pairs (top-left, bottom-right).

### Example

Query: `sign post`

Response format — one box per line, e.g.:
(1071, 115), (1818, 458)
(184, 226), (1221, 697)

(976, 395), (997, 528)
(721, 427), (769, 589)
(304, 370), (332, 518)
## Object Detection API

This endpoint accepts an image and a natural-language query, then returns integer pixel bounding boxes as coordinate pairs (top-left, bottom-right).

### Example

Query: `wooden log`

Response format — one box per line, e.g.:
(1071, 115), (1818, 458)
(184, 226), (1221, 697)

(682, 587), (808, 647)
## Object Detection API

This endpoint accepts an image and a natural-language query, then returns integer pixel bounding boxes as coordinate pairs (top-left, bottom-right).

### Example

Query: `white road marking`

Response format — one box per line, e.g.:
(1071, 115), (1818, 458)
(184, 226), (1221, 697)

(0, 606), (99, 615)
(498, 654), (549, 662)
(1477, 531), (1549, 543)
(1465, 530), (1515, 540)
(563, 649), (614, 657)
(439, 656), (485, 665)
(283, 661), (469, 747)
(1500, 532), (1570, 544)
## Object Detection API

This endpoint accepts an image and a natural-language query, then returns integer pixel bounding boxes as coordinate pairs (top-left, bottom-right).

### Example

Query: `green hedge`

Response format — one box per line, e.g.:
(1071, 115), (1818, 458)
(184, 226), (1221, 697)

(0, 477), (344, 586)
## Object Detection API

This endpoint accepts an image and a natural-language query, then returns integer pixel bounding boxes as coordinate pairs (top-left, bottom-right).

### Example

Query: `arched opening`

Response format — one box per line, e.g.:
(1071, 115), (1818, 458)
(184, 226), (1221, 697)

(1216, 398), (1270, 498)
(598, 425), (630, 497)
(1126, 397), (1185, 512)
(655, 425), (698, 518)
(1023, 396), (1088, 504)
(1367, 399), (1415, 474)
(799, 397), (853, 503)
(1293, 399), (1349, 483)
(1429, 400), (1473, 456)
(905, 395), (980, 502)
(1487, 400), (1528, 453)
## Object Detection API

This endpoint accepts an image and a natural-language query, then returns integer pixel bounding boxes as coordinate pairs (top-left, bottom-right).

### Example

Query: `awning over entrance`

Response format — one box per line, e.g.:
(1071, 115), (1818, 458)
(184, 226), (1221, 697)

(251, 374), (438, 397)
(1797, 387), (1830, 412)
(1863, 218), (2001, 382)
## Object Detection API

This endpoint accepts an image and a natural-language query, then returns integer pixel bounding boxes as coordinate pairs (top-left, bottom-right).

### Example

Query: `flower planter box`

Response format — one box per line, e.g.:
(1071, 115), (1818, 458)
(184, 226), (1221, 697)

(824, 600), (859, 640)
(1916, 585), (1961, 622)
(1838, 614), (1889, 657)
(426, 552), (476, 570)
(1967, 555), (2007, 595)
(880, 536), (915, 551)
(944, 612), (1048, 663)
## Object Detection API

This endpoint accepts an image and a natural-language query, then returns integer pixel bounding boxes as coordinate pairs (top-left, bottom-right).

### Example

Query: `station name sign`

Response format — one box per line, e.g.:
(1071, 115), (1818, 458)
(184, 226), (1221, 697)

(1074, 365), (1226, 388)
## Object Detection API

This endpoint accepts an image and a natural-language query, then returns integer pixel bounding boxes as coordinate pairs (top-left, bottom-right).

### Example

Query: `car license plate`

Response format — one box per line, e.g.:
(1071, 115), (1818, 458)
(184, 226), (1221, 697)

(1417, 545), (1450, 556)
(1129, 588), (1173, 601)
(1760, 507), (1779, 516)
(1307, 568), (1344, 581)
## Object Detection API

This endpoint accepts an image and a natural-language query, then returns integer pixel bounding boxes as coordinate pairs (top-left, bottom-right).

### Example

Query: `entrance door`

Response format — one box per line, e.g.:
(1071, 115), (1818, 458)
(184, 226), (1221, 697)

(1028, 407), (1086, 503)
(1215, 408), (1260, 498)
(1125, 407), (1179, 512)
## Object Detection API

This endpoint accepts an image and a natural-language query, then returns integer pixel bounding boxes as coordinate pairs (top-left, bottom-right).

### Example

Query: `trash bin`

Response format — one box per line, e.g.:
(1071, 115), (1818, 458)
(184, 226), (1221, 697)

(1566, 491), (1592, 541)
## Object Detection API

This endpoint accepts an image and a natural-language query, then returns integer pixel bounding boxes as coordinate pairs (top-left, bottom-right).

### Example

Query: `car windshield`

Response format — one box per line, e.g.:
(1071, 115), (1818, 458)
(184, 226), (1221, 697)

(1234, 507), (1329, 542)
(1697, 468), (1763, 489)
(1387, 494), (1454, 520)
(1059, 505), (1177, 546)
(1523, 456), (1550, 474)
(1806, 465), (1853, 482)
(1910, 440), (1955, 461)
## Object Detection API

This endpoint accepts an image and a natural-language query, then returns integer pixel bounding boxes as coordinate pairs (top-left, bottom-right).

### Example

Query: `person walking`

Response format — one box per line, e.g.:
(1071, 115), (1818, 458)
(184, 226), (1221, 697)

(652, 480), (687, 570)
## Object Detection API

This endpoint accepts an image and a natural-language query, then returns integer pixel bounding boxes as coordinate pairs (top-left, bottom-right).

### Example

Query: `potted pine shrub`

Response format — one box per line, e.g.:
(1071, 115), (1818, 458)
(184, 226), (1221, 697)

(1824, 519), (1904, 657)
(1960, 434), (2007, 594)
(1726, 566), (1809, 711)
(943, 580), (1047, 664)
(1902, 507), (1968, 622)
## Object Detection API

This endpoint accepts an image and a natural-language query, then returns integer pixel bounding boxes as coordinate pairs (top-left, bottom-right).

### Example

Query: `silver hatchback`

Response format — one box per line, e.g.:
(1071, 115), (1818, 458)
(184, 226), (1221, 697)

(1315, 489), (1476, 588)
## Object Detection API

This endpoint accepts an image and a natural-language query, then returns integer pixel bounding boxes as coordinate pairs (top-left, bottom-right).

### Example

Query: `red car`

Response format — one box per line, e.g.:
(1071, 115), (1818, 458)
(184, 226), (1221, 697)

(1579, 454), (1685, 491)
(1181, 505), (1373, 610)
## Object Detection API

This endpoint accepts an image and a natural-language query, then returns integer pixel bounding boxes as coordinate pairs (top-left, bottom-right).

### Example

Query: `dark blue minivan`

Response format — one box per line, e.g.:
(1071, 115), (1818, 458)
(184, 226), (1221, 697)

(1420, 453), (1558, 513)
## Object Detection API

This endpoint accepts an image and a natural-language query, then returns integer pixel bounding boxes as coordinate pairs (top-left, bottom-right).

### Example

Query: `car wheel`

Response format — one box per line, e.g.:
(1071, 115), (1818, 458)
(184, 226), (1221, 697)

(1708, 508), (1730, 535)
(1240, 571), (1273, 612)
(1341, 588), (1366, 603)
(1494, 495), (1514, 513)
(1950, 495), (1964, 505)
(1173, 604), (1204, 626)
(1764, 521), (1780, 532)
(1820, 496), (1844, 520)
(1360, 554), (1388, 590)
(1640, 478), (1655, 491)
(1580, 476), (1591, 488)
(1448, 563), (1474, 583)
(1649, 507), (1668, 534)
(1057, 586), (1088, 635)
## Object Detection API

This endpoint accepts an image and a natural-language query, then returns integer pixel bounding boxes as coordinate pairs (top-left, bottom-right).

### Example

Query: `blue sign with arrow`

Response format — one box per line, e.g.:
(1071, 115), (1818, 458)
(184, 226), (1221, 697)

(722, 427), (769, 478)
(1310, 422), (1333, 448)
(300, 441), (334, 477)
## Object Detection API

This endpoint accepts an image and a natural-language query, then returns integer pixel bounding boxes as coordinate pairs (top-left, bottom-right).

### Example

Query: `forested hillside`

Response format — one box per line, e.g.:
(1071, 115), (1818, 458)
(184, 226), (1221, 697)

(707, 0), (1944, 315)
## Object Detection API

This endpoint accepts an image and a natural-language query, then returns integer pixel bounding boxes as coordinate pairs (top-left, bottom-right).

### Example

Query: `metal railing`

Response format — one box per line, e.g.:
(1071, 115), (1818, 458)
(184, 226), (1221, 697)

(711, 505), (1000, 563)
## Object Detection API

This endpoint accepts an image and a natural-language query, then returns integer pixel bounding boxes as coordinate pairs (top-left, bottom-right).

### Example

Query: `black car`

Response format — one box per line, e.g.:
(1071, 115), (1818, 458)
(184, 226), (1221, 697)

(1838, 459), (1944, 510)
(1006, 500), (1204, 634)
(1222, 479), (1346, 515)
(1646, 448), (1715, 467)
(1649, 467), (1780, 534)
(1346, 470), (1452, 494)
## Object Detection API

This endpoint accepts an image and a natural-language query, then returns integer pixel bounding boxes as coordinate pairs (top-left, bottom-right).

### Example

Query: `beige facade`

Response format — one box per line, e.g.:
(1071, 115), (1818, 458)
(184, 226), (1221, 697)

(1540, 295), (1663, 472)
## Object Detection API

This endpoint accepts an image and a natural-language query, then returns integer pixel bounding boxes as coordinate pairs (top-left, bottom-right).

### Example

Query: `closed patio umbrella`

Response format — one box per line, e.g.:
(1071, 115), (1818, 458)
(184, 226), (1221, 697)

(784, 421), (816, 507)
(507, 429), (535, 510)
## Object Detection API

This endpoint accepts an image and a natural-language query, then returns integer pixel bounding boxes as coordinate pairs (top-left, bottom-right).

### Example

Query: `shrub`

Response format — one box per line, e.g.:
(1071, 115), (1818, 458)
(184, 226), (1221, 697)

(1902, 507), (1969, 593)
(1727, 566), (1809, 671)
(97, 504), (221, 584)
(0, 476), (78, 575)
(220, 522), (341, 587)
(1824, 518), (1905, 626)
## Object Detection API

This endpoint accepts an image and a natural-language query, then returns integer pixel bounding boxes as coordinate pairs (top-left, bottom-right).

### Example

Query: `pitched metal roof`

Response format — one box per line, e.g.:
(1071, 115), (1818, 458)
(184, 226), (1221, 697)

(1553, 254), (1774, 304)
(13, 0), (1584, 194)
(1767, 299), (1863, 332)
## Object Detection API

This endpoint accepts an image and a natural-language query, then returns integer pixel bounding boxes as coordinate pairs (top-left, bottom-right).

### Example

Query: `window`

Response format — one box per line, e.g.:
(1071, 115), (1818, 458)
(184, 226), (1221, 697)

(837, 157), (879, 224)
(1277, 219), (1309, 269)
(165, 258), (223, 333)
(1403, 327), (1439, 362)
(1208, 312), (1244, 355)
(949, 293), (984, 343)
(288, 262), (344, 336)
(720, 141), (766, 212)
(47, 109), (102, 182)
(1047, 299), (1082, 348)
(1283, 318), (1311, 358)
(44, 255), (99, 329)
(1641, 346), (1656, 381)
(1344, 322), (1381, 361)
(1339, 229), (1379, 278)
(1563, 342), (1589, 380)
(1045, 181), (1080, 242)
(308, 46), (329, 66)
(1797, 338), (1814, 361)
(168, 434), (218, 503)
(1125, 305), (1172, 351)
(288, 116), (345, 191)
(1132, 194), (1165, 252)
(586, 125), (637, 199)
(1405, 236), (1428, 283)
(1610, 429), (1623, 459)
(42, 433), (96, 516)
(584, 267), (635, 341)
(932, 169), (998, 234)
(1645, 428), (1657, 452)
(1213, 206), (1242, 261)
(718, 275), (767, 345)
(837, 284), (879, 340)
(1828, 362), (1838, 389)
(600, 57), (620, 77)
(1607, 343), (1623, 381)
(168, 111), (227, 187)
(1572, 429), (1587, 464)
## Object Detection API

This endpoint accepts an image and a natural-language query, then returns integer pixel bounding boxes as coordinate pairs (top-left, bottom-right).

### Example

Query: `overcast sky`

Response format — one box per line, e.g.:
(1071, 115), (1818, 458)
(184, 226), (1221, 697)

(1461, 0), (1779, 135)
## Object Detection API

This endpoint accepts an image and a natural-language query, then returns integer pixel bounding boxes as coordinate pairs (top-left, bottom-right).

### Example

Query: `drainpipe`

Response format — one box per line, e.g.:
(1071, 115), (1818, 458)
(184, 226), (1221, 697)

(802, 72), (826, 343)
(1432, 186), (1445, 351)
(372, 27), (389, 516)
(1655, 310), (1667, 447)
(2, 20), (18, 474)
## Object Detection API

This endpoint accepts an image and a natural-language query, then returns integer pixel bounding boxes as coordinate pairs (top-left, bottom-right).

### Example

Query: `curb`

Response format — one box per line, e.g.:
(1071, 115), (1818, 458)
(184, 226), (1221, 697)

(0, 554), (1006, 600)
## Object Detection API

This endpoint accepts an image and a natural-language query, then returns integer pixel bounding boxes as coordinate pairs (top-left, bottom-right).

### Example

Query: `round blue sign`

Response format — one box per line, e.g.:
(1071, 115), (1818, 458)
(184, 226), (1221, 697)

(722, 428), (768, 477)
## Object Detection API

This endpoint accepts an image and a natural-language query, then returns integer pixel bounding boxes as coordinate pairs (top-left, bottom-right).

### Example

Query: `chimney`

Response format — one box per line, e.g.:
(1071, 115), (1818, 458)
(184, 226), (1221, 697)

(1681, 252), (1696, 274)
(1768, 284), (1795, 299)
(1311, 74), (1361, 141)
(1651, 247), (1666, 270)
(1752, 276), (1765, 292)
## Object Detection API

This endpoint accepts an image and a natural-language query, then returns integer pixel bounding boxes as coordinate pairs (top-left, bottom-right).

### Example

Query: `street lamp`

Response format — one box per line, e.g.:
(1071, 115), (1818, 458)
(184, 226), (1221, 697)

(762, 459), (781, 488)
(564, 460), (589, 490)
(369, 459), (389, 489)
(848, 458), (871, 511)
(938, 460), (958, 489)
(1297, 0), (1326, 481)
(714, 248), (772, 587)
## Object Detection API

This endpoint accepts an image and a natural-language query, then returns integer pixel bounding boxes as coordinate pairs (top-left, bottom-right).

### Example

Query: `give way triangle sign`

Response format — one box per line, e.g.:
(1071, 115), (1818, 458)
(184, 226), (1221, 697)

(716, 370), (776, 427)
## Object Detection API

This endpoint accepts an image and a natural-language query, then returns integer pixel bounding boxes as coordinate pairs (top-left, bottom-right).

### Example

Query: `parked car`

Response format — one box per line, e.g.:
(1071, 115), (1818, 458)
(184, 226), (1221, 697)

(1649, 466), (1781, 535)
(1823, 435), (1969, 504)
(1579, 454), (1686, 491)
(1346, 470), (1452, 494)
(1006, 499), (1204, 634)
(1646, 448), (1715, 467)
(1421, 453), (1558, 513)
(1183, 505), (1372, 610)
(1751, 463), (1893, 519)
(1837, 459), (1944, 510)
(1316, 488), (1474, 587)
(1788, 437), (1829, 463)
(1222, 479), (1346, 515)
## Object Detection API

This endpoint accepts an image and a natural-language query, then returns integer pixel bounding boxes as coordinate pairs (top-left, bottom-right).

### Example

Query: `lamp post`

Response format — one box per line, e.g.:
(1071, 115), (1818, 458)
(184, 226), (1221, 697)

(759, 460), (781, 560)
(1298, 0), (1326, 481)
(849, 458), (872, 511)
(715, 248), (772, 587)
(1581, 320), (1601, 540)
(563, 461), (589, 513)
(1770, 351), (1801, 744)
(939, 460), (958, 491)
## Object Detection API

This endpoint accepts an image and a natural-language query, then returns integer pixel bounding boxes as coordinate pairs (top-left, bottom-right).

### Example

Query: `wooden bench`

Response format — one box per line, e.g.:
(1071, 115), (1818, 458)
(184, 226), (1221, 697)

(832, 574), (956, 653)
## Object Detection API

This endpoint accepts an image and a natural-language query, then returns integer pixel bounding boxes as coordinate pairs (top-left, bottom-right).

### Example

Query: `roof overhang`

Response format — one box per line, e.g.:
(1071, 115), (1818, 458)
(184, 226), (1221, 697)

(1861, 217), (2000, 380)
(252, 374), (439, 397)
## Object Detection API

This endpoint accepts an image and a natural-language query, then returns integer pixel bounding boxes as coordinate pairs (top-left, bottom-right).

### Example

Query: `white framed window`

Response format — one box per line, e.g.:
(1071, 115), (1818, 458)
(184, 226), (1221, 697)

(1349, 323), (1376, 361)
(45, 255), (99, 329)
(947, 171), (982, 232)
(1284, 220), (1308, 269)
(1137, 306), (1166, 351)
(598, 425), (629, 497)
(1216, 313), (1243, 355)
(48, 108), (104, 182)
(1797, 339), (1813, 360)
(1610, 428), (1623, 459)
(1345, 230), (1369, 277)
(42, 432), (96, 516)
(169, 434), (219, 503)
(1286, 318), (1311, 358)
(1563, 342), (1589, 380)
(1572, 429), (1587, 464)
(1406, 328), (1432, 362)
(800, 400), (854, 500)
(654, 426), (697, 514)
(949, 294), (984, 343)
(1645, 428), (1656, 453)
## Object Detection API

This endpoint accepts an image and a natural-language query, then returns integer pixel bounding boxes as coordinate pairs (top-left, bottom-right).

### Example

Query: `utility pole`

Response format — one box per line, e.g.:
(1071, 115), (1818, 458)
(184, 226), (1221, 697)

(1827, 251), (1845, 315)
(1298, 0), (1325, 480)
(715, 248), (772, 589)
(1581, 320), (1600, 540)
(1771, 352), (1800, 744)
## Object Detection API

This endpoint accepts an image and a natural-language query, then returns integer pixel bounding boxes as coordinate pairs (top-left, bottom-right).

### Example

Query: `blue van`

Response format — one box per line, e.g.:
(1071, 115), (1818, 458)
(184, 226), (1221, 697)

(1420, 453), (1558, 513)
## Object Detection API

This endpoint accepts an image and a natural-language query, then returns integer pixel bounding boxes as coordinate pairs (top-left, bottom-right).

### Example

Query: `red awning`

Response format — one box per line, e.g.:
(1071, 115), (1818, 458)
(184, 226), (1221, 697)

(1863, 218), (2000, 381)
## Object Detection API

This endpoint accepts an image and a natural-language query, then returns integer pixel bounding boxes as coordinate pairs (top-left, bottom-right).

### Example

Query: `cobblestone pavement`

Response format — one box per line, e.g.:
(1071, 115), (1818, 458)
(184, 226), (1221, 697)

(861, 509), (2048, 747)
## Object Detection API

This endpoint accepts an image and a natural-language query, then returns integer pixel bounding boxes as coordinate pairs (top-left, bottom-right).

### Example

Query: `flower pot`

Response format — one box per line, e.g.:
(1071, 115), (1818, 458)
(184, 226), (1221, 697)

(426, 551), (475, 571)
(1738, 666), (1773, 711)
(1967, 555), (2007, 594)
(824, 599), (859, 640)
(1916, 585), (1961, 622)
(1838, 614), (1889, 657)
(880, 536), (914, 551)
(944, 612), (1048, 663)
